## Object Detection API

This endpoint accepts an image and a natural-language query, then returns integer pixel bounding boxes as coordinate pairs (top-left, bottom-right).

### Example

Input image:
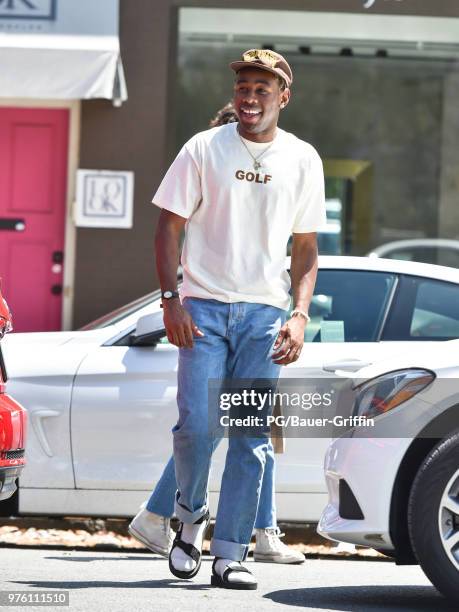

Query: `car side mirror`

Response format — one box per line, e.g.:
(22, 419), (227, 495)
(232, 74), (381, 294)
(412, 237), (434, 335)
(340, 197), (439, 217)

(130, 313), (165, 347)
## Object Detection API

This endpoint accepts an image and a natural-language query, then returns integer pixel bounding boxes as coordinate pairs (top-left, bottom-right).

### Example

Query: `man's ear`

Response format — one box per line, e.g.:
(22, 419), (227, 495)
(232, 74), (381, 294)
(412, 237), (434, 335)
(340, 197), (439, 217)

(280, 88), (291, 110)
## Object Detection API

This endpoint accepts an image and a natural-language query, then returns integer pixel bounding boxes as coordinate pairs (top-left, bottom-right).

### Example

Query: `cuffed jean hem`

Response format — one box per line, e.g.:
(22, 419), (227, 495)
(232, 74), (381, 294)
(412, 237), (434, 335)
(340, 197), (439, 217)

(253, 524), (276, 531)
(174, 497), (208, 524)
(210, 538), (249, 562)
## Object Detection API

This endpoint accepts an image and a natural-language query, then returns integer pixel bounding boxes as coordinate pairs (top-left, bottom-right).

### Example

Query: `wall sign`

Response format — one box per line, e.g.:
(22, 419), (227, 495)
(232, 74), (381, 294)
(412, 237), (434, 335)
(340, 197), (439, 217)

(0, 0), (118, 34)
(0, 0), (56, 20)
(75, 170), (134, 229)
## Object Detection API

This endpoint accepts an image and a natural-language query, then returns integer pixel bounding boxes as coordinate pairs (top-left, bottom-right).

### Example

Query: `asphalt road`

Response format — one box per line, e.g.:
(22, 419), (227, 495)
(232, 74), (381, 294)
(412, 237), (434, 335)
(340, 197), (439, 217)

(0, 548), (456, 612)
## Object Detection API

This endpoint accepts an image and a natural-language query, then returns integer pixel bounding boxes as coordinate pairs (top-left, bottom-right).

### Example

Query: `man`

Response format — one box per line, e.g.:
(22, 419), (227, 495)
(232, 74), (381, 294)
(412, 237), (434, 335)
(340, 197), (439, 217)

(129, 101), (305, 566)
(152, 49), (326, 589)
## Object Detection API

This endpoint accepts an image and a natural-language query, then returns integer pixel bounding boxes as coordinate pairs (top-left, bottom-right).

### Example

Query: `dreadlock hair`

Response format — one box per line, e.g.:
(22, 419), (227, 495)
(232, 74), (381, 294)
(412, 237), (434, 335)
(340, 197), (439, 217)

(209, 101), (238, 127)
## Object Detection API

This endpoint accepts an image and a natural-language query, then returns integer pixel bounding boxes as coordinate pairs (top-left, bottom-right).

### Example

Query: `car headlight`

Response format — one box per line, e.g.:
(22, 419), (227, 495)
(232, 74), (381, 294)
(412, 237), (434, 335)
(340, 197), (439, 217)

(353, 369), (435, 419)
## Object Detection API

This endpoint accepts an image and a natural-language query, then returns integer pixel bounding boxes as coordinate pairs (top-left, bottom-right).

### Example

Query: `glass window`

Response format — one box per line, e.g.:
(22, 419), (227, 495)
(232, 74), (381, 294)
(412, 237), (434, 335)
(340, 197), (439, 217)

(410, 280), (459, 339)
(437, 248), (459, 269)
(382, 246), (459, 269)
(104, 271), (396, 345)
(287, 193), (346, 257)
(296, 270), (396, 343)
(384, 249), (418, 262)
(139, 271), (396, 346)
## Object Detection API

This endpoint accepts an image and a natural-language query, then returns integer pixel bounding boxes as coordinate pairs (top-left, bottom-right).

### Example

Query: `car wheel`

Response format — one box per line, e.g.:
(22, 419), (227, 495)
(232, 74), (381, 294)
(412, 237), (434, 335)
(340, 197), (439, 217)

(408, 432), (459, 603)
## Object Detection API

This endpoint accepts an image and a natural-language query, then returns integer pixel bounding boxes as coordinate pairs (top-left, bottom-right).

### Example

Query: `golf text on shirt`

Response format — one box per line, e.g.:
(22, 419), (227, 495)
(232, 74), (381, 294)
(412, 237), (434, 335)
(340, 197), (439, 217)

(235, 170), (272, 184)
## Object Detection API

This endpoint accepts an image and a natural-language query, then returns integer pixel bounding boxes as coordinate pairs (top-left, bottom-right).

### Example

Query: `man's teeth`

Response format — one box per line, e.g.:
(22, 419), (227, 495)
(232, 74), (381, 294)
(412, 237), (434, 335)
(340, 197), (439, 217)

(242, 109), (260, 115)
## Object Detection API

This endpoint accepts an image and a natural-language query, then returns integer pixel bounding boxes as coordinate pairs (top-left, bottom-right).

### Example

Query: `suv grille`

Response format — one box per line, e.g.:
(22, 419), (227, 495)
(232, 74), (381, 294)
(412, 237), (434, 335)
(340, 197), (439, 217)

(2, 449), (25, 460)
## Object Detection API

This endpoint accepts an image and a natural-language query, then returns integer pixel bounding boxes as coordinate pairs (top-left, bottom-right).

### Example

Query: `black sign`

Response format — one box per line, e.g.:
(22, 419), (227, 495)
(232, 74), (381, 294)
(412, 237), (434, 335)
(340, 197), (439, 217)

(0, 0), (56, 20)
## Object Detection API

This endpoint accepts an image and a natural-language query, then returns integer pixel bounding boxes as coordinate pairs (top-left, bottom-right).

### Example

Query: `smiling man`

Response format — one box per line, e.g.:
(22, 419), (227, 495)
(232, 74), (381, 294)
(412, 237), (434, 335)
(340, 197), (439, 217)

(151, 49), (326, 590)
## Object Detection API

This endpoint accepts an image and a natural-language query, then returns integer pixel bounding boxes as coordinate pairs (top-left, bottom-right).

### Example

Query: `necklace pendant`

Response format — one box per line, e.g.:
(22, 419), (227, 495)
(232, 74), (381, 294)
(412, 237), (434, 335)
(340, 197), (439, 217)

(254, 160), (261, 171)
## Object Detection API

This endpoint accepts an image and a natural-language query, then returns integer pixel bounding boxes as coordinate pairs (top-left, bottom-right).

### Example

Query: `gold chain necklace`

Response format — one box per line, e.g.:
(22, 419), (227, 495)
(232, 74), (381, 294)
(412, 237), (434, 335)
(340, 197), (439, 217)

(237, 129), (276, 171)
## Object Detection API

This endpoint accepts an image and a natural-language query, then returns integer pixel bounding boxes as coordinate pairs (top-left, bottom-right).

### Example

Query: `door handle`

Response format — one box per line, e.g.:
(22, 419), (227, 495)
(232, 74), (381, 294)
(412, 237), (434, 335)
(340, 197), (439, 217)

(51, 284), (63, 295)
(0, 218), (25, 231)
(322, 359), (372, 373)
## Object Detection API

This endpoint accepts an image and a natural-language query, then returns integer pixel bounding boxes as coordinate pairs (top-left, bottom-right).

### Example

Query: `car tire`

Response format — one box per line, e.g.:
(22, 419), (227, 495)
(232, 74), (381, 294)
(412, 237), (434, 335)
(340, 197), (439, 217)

(408, 432), (459, 603)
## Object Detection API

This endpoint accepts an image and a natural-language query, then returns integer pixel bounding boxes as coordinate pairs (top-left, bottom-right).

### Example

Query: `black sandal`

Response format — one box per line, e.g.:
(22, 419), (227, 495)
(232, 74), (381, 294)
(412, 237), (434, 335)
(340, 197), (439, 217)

(211, 558), (257, 590)
(168, 511), (210, 579)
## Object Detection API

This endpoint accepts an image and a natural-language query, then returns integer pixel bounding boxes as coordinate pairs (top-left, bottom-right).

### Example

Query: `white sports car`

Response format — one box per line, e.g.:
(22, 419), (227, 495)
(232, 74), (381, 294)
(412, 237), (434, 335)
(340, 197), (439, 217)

(2, 256), (459, 521)
(318, 339), (459, 603)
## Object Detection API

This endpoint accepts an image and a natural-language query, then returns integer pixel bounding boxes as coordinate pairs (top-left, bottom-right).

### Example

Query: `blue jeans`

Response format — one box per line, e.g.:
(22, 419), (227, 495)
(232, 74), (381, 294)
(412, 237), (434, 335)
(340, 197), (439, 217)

(158, 298), (285, 561)
(146, 442), (277, 529)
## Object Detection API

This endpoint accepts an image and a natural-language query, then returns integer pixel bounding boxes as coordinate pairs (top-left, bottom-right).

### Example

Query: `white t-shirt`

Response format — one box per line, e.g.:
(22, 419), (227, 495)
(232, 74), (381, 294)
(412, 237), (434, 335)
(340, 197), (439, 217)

(152, 122), (326, 310)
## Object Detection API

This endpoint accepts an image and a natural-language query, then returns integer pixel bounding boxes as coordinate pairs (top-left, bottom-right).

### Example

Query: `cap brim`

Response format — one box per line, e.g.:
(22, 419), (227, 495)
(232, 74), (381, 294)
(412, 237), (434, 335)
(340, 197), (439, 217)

(229, 61), (291, 87)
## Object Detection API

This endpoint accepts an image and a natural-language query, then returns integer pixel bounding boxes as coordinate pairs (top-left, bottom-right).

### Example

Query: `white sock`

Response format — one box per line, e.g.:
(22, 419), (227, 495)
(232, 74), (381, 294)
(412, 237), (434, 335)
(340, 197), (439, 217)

(171, 521), (207, 572)
(214, 558), (256, 584)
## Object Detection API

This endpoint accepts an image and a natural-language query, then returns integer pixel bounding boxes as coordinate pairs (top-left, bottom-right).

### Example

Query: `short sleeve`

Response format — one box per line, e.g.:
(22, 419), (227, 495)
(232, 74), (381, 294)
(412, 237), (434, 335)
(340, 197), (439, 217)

(292, 148), (327, 233)
(151, 144), (202, 219)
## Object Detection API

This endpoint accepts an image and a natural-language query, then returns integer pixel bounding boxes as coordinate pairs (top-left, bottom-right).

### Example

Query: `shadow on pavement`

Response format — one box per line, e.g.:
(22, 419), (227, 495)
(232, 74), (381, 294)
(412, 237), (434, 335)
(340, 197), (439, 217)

(264, 585), (456, 611)
(44, 555), (164, 562)
(12, 579), (211, 591)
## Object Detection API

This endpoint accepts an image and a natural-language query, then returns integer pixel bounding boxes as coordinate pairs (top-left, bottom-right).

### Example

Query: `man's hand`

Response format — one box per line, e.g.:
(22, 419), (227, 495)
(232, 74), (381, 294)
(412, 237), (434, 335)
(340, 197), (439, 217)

(163, 300), (204, 348)
(271, 316), (306, 365)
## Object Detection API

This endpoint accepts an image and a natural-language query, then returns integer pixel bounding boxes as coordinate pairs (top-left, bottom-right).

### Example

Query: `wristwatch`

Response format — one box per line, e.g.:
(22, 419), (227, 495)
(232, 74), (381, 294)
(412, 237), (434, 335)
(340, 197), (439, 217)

(160, 290), (180, 307)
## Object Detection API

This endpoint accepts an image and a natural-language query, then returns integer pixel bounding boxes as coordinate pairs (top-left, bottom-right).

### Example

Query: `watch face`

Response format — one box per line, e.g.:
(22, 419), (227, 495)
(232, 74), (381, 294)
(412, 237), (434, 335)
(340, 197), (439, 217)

(163, 291), (173, 299)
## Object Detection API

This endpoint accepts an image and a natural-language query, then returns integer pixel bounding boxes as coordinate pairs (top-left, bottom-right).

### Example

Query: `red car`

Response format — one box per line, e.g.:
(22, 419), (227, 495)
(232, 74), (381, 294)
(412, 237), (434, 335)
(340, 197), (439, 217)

(0, 286), (27, 502)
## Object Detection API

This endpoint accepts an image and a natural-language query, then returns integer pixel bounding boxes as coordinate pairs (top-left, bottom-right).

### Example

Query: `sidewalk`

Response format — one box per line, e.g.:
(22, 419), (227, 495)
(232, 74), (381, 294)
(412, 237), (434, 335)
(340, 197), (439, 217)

(0, 517), (386, 560)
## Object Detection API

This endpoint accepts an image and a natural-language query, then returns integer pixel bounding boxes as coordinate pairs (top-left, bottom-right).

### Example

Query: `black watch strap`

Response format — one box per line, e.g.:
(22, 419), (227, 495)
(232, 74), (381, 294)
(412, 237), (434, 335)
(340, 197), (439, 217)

(161, 290), (180, 302)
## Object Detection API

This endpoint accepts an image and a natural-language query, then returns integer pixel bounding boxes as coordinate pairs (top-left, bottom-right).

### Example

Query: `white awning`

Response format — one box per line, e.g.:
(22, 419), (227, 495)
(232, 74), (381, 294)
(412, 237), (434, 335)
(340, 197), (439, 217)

(0, 33), (127, 104)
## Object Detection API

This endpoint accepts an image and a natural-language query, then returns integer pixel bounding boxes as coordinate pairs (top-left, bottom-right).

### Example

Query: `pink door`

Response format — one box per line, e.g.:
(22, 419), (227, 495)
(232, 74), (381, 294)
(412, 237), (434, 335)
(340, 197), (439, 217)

(0, 108), (69, 332)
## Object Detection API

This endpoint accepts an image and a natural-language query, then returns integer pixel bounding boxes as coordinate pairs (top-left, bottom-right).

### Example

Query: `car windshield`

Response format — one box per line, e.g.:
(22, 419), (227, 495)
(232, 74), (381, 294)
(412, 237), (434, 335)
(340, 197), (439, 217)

(80, 289), (161, 330)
